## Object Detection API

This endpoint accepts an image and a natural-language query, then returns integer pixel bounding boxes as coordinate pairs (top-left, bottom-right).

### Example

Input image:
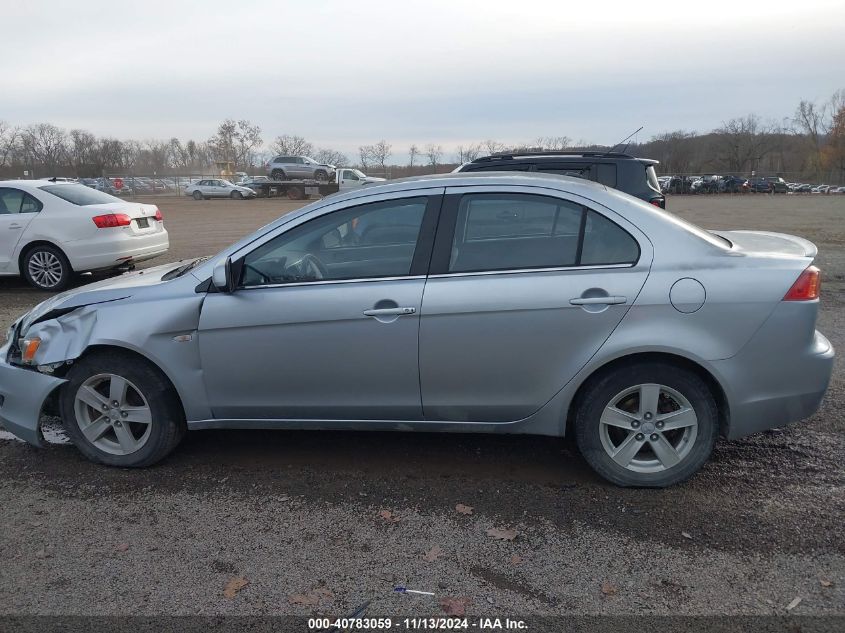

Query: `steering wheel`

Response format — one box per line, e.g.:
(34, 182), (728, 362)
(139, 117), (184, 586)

(289, 253), (328, 280)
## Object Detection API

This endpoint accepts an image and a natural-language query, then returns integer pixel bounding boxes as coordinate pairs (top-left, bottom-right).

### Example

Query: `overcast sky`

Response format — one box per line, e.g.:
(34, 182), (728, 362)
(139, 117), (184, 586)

(3, 0), (843, 158)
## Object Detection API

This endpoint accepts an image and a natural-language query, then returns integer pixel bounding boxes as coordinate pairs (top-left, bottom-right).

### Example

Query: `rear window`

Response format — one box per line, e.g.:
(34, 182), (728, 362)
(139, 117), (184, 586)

(646, 165), (660, 192)
(40, 184), (122, 206)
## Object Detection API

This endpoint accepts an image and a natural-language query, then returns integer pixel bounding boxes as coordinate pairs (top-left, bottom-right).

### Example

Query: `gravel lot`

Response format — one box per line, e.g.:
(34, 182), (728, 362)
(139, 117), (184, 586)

(0, 193), (843, 621)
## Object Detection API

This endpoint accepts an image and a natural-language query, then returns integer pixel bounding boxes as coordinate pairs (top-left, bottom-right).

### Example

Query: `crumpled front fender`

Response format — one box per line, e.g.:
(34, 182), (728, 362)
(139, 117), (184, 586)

(0, 343), (66, 447)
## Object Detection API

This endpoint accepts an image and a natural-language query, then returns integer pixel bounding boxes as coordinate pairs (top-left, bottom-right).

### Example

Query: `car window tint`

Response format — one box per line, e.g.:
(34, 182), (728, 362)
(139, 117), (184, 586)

(0, 188), (25, 214)
(241, 197), (428, 287)
(39, 184), (122, 206)
(20, 193), (42, 213)
(449, 193), (584, 272)
(594, 164), (617, 187)
(580, 210), (640, 265)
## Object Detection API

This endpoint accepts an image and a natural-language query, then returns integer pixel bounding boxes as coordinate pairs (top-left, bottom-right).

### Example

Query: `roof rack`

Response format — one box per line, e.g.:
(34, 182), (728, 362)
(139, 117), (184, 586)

(472, 150), (637, 162)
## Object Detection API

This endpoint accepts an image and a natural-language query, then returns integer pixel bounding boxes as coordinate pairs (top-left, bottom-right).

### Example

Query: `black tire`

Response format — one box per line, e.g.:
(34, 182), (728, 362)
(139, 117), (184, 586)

(574, 362), (718, 487)
(21, 244), (72, 291)
(60, 351), (186, 468)
(192, 190), (203, 200)
(314, 169), (328, 182)
(287, 185), (305, 200)
(271, 169), (286, 181)
(230, 190), (243, 200)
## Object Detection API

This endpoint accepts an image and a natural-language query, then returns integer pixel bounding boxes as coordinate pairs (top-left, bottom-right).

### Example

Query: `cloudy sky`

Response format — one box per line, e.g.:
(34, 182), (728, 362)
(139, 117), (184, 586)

(2, 0), (843, 157)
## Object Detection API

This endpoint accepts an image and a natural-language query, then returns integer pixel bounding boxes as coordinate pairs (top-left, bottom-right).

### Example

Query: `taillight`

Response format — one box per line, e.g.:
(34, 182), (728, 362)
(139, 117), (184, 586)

(92, 213), (132, 228)
(784, 266), (821, 301)
(154, 207), (163, 221)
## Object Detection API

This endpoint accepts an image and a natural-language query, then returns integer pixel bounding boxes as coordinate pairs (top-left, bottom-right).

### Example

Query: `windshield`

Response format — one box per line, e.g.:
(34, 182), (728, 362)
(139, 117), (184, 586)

(352, 169), (367, 178)
(220, 180), (235, 186)
(303, 157), (317, 164)
(40, 184), (122, 206)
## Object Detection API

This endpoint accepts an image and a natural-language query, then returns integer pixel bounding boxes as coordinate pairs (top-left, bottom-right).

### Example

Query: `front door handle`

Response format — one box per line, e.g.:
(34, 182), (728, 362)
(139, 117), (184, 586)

(570, 296), (627, 306)
(8, 223), (22, 229)
(363, 307), (416, 317)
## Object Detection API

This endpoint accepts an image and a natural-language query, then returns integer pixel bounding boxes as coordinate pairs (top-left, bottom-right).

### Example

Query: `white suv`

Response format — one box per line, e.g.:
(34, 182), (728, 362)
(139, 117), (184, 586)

(0, 181), (169, 291)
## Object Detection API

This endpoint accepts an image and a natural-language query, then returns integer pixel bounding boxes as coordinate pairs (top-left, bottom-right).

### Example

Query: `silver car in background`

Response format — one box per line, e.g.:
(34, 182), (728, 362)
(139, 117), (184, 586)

(264, 156), (335, 182)
(0, 173), (834, 487)
(183, 179), (257, 200)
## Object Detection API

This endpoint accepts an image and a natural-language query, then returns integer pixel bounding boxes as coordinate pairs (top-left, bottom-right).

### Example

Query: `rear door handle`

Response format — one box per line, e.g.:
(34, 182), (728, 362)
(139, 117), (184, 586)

(570, 296), (627, 305)
(363, 307), (416, 317)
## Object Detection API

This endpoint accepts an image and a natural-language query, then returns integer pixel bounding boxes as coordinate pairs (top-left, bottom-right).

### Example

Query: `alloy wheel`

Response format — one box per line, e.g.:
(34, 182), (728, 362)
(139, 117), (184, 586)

(27, 250), (64, 289)
(73, 373), (153, 455)
(599, 383), (698, 473)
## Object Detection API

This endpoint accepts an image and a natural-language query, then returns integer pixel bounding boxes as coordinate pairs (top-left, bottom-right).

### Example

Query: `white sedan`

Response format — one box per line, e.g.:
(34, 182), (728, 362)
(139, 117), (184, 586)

(183, 179), (256, 200)
(0, 180), (169, 291)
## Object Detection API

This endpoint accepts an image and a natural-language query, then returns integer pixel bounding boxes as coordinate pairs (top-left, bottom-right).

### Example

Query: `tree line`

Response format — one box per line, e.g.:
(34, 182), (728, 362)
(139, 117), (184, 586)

(1, 89), (842, 182)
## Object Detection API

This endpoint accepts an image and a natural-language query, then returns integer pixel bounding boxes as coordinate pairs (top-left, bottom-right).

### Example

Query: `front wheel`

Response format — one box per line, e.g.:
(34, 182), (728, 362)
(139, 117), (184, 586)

(574, 362), (718, 487)
(192, 190), (203, 200)
(22, 244), (72, 291)
(60, 352), (186, 467)
(230, 190), (243, 200)
(271, 169), (286, 181)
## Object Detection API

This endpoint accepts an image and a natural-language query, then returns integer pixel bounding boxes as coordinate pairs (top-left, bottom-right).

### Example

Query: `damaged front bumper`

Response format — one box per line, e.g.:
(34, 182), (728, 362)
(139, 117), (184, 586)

(0, 341), (66, 447)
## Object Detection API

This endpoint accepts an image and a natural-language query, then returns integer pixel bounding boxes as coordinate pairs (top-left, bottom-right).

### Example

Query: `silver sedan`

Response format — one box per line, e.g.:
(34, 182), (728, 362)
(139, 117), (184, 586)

(0, 173), (834, 486)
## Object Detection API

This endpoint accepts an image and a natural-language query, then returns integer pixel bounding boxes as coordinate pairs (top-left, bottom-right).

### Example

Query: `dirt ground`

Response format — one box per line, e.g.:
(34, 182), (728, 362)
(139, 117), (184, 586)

(0, 193), (843, 622)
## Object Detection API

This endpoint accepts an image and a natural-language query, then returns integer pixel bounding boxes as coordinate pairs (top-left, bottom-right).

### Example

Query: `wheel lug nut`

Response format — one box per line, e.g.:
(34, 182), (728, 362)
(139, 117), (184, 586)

(650, 433), (658, 441)
(635, 433), (644, 441)
(631, 420), (640, 428)
(112, 401), (120, 407)
(121, 411), (128, 418)
(102, 404), (109, 411)
(656, 421), (664, 429)
(644, 412), (653, 420)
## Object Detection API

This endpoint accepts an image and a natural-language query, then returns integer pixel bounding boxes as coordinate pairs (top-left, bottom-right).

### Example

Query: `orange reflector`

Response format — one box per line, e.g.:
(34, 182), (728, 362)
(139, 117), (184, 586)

(783, 266), (821, 301)
(21, 338), (41, 363)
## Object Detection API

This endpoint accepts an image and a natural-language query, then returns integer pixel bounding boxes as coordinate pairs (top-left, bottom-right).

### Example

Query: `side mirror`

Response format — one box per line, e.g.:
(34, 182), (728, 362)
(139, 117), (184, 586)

(212, 257), (235, 293)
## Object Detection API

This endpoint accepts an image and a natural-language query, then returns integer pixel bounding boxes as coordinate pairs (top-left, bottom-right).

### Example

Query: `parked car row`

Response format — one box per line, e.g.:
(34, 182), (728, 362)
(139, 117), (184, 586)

(657, 175), (845, 195)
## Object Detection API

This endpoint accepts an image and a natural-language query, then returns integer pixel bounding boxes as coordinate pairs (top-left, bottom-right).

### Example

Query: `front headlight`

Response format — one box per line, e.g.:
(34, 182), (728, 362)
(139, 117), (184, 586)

(18, 337), (42, 364)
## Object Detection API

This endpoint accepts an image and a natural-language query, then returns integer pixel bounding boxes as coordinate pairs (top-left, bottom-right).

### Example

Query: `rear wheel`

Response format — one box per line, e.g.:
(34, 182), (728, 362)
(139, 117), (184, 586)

(314, 169), (328, 182)
(287, 185), (305, 200)
(271, 169), (286, 181)
(192, 190), (203, 200)
(60, 352), (185, 467)
(574, 362), (718, 487)
(22, 244), (72, 291)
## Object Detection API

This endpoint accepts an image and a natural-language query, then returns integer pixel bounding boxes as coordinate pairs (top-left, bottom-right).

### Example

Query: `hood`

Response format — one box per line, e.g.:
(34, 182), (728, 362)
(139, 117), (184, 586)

(19, 260), (187, 333)
(364, 177), (387, 183)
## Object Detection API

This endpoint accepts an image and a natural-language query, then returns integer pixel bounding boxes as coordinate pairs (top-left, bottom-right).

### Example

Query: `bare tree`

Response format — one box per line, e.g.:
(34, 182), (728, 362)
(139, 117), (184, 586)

(534, 136), (572, 151)
(713, 115), (774, 174)
(649, 130), (697, 174)
(208, 119), (263, 169)
(456, 143), (482, 163)
(481, 139), (506, 156)
(272, 134), (314, 157)
(314, 148), (348, 166)
(0, 121), (21, 168)
(21, 123), (68, 173)
(369, 140), (392, 171)
(358, 144), (375, 169)
(425, 143), (443, 168)
(794, 100), (828, 178)
(67, 129), (98, 175)
(408, 144), (419, 167)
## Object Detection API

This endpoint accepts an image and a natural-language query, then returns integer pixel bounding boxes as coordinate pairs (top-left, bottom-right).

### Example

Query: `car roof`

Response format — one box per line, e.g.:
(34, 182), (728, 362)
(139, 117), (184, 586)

(470, 151), (659, 166)
(0, 179), (76, 189)
(325, 171), (608, 204)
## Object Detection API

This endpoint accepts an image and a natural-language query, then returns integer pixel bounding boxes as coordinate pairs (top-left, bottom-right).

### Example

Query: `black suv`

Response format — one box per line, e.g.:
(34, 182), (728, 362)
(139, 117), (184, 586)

(457, 151), (665, 208)
(749, 176), (788, 194)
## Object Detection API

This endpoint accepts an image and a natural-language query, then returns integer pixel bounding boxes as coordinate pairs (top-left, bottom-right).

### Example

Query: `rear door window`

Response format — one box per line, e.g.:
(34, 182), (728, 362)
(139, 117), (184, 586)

(0, 188), (43, 214)
(444, 192), (639, 273)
